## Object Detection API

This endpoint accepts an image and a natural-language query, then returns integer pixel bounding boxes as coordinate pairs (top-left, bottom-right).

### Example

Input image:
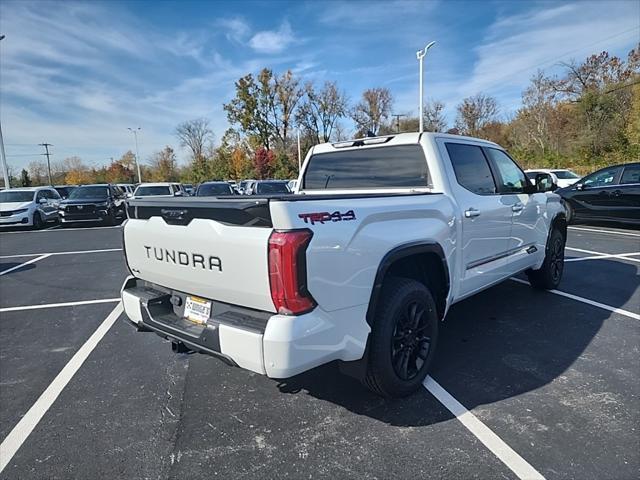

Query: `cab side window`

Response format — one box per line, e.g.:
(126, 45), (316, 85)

(583, 167), (621, 187)
(485, 148), (528, 194)
(620, 165), (640, 185)
(445, 143), (497, 195)
(46, 189), (61, 200)
(36, 191), (47, 202)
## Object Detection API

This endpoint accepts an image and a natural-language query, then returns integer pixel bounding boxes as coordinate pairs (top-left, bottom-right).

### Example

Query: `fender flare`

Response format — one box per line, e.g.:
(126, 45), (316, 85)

(365, 241), (450, 324)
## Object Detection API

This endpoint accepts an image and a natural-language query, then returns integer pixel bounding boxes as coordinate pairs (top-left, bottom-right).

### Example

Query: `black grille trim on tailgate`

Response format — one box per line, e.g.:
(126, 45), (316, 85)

(127, 197), (272, 227)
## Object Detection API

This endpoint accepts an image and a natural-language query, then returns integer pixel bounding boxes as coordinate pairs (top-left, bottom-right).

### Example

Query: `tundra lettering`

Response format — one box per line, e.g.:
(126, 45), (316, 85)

(143, 245), (222, 271)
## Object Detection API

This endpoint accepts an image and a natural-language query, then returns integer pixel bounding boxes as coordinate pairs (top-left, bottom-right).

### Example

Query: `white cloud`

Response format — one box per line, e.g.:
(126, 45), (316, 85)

(216, 17), (251, 43)
(459, 1), (640, 106)
(249, 21), (295, 54)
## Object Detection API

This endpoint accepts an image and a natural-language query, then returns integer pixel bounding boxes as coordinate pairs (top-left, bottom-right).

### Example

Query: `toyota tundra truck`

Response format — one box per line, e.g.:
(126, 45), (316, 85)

(120, 132), (566, 397)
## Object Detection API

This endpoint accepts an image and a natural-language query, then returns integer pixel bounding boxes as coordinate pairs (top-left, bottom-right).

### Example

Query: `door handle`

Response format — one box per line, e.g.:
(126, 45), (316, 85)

(512, 203), (524, 212)
(464, 208), (481, 218)
(611, 190), (622, 197)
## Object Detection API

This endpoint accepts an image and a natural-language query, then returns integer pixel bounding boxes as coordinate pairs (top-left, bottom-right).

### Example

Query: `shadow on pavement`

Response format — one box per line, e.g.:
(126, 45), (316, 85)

(0, 263), (37, 276)
(273, 262), (636, 426)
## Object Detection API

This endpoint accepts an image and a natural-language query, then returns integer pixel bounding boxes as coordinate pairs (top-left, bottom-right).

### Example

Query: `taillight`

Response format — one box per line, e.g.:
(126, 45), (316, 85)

(268, 229), (316, 315)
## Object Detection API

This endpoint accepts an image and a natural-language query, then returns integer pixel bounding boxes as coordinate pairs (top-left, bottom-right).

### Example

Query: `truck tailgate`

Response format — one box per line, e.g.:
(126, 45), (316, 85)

(124, 216), (275, 312)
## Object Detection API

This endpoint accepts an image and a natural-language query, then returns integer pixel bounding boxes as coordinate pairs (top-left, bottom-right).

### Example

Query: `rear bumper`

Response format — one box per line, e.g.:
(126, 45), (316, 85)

(120, 276), (369, 378)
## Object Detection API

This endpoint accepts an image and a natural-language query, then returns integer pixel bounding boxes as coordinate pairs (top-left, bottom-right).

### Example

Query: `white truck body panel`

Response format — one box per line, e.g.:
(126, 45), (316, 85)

(124, 216), (275, 312)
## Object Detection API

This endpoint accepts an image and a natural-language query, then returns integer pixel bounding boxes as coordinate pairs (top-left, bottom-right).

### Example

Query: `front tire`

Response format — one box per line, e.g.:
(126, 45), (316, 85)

(564, 201), (574, 224)
(364, 277), (439, 398)
(32, 211), (44, 230)
(526, 228), (565, 290)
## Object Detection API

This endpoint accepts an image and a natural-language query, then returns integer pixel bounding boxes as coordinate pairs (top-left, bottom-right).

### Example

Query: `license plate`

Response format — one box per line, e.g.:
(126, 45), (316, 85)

(184, 296), (211, 325)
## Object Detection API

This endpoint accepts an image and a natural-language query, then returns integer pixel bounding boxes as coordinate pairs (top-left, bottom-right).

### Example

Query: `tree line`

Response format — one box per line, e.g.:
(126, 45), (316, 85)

(15, 44), (639, 187)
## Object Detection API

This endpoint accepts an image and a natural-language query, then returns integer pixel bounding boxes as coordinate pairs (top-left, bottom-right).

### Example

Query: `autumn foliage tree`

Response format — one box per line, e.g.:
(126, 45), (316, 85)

(253, 148), (274, 179)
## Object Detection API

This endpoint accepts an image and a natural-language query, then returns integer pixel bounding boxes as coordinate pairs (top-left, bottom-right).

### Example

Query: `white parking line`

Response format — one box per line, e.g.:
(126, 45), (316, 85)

(565, 253), (640, 263)
(510, 278), (640, 320)
(424, 377), (545, 480)
(0, 225), (122, 235)
(0, 298), (120, 313)
(0, 248), (122, 259)
(568, 226), (640, 238)
(565, 247), (640, 263)
(0, 254), (52, 276)
(0, 303), (123, 473)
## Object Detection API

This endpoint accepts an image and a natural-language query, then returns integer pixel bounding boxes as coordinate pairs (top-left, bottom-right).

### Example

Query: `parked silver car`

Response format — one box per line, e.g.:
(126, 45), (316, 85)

(0, 187), (61, 229)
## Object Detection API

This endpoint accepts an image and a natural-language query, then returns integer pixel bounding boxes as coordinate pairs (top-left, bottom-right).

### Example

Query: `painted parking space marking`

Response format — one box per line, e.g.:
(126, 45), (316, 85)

(565, 246), (640, 263)
(0, 225), (122, 235)
(0, 254), (52, 276)
(0, 303), (123, 473)
(0, 298), (120, 313)
(510, 278), (639, 320)
(424, 376), (545, 480)
(0, 248), (122, 259)
(568, 226), (640, 238)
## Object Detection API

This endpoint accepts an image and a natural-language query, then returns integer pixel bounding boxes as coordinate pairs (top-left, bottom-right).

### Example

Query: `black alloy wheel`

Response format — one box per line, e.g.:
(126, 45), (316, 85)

(391, 300), (434, 381)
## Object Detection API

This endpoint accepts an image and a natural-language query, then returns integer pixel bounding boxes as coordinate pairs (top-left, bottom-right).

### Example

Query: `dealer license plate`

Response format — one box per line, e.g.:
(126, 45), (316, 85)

(184, 296), (211, 325)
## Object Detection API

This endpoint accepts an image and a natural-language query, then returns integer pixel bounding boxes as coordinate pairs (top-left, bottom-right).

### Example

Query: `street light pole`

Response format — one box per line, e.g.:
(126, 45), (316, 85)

(127, 127), (142, 183)
(297, 130), (302, 172)
(416, 41), (436, 133)
(0, 34), (10, 189)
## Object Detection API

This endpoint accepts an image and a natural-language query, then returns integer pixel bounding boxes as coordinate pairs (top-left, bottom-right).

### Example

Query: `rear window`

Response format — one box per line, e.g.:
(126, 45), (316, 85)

(303, 145), (429, 190)
(197, 183), (234, 196)
(256, 182), (290, 194)
(552, 170), (580, 180)
(135, 186), (172, 196)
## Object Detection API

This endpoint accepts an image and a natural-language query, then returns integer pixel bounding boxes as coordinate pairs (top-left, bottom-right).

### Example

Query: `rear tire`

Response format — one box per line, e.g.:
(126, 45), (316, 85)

(364, 277), (439, 398)
(526, 228), (565, 290)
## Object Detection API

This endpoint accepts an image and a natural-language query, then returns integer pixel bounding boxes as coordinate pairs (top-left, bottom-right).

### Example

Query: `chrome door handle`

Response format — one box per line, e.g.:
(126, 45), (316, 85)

(512, 203), (524, 212)
(464, 208), (481, 218)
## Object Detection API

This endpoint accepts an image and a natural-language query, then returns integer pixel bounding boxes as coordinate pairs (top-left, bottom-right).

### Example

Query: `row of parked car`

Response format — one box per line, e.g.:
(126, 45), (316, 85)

(1, 162), (638, 229)
(0, 179), (298, 229)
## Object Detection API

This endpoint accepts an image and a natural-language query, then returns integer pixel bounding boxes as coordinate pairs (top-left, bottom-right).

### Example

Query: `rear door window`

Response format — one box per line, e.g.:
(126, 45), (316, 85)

(620, 165), (640, 184)
(303, 145), (430, 189)
(445, 143), (497, 195)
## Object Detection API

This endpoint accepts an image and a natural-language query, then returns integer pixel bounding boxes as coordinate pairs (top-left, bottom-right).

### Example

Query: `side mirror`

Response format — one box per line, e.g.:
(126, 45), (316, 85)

(38, 197), (48, 204)
(535, 173), (557, 192)
(126, 192), (133, 198)
(174, 191), (183, 197)
(576, 183), (586, 190)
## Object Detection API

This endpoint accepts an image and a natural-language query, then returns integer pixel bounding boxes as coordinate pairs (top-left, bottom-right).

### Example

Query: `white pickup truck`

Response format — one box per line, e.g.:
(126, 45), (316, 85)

(121, 132), (566, 397)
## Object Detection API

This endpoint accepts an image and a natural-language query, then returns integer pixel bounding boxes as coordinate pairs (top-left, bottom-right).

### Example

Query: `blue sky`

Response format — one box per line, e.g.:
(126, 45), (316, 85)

(1, 0), (638, 170)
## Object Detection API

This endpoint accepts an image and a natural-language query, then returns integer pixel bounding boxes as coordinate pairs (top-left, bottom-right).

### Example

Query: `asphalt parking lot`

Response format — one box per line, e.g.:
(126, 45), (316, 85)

(0, 223), (638, 479)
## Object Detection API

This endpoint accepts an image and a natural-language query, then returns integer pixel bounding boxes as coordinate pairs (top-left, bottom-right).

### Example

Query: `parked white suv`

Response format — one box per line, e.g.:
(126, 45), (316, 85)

(0, 187), (61, 229)
(121, 132), (566, 397)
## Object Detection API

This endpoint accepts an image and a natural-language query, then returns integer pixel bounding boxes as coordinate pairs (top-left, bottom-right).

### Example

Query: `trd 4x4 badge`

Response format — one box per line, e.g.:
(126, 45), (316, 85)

(298, 210), (356, 225)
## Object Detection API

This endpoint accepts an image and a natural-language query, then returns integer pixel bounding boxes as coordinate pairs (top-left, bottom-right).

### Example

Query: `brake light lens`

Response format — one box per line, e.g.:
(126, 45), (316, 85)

(268, 229), (316, 315)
